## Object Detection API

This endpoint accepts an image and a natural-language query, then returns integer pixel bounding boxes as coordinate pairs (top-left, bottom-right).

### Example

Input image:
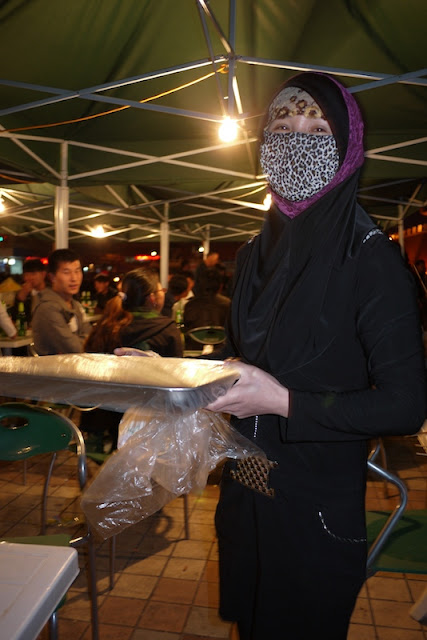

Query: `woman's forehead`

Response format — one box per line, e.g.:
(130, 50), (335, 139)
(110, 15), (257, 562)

(268, 86), (326, 122)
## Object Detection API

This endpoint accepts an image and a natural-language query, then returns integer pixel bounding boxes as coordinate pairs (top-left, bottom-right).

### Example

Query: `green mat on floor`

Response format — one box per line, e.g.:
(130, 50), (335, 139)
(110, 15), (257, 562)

(366, 510), (427, 574)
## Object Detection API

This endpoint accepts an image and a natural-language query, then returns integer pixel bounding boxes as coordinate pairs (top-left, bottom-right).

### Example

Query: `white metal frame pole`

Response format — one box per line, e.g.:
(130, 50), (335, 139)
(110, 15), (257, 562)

(202, 224), (210, 255)
(54, 141), (69, 248)
(160, 203), (169, 288)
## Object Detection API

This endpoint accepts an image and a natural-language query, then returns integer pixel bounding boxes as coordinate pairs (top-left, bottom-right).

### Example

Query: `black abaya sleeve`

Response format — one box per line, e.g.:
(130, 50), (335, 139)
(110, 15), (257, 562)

(285, 236), (426, 442)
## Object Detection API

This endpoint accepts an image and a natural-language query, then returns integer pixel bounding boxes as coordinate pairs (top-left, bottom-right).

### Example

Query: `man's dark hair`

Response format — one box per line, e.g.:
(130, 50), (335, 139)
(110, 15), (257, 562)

(168, 274), (188, 297)
(23, 258), (46, 273)
(199, 268), (222, 295)
(181, 269), (195, 281)
(48, 249), (81, 274)
(94, 273), (110, 283)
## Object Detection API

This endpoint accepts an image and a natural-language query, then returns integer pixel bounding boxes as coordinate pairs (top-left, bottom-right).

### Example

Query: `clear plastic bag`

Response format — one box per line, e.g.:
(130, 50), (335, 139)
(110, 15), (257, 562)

(81, 408), (265, 539)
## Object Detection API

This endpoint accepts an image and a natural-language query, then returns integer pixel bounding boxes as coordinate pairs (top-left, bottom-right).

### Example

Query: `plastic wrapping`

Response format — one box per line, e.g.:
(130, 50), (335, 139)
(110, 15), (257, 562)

(81, 408), (265, 539)
(0, 353), (240, 413)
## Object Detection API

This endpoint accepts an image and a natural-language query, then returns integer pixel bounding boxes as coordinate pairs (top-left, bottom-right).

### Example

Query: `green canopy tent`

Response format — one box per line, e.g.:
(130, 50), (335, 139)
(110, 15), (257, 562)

(0, 0), (425, 280)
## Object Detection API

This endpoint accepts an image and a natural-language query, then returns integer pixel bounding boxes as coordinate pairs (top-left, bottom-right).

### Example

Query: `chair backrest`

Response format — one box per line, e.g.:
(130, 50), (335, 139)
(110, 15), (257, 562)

(0, 402), (86, 487)
(185, 325), (226, 346)
(366, 442), (408, 575)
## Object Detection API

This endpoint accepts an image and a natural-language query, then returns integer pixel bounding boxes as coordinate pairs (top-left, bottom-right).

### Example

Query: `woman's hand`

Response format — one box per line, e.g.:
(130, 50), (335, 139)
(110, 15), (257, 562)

(114, 347), (160, 358)
(206, 360), (289, 419)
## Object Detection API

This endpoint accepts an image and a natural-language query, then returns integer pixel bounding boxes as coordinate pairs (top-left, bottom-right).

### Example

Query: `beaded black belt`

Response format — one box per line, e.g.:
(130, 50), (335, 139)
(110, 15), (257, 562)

(229, 456), (278, 498)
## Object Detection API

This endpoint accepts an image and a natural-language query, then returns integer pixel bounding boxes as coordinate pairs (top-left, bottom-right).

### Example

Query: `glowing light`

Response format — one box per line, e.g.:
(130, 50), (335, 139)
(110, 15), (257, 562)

(198, 246), (204, 253)
(91, 225), (106, 238)
(263, 193), (272, 210)
(113, 276), (120, 283)
(0, 194), (5, 213)
(218, 117), (238, 143)
(135, 254), (159, 262)
(151, 251), (157, 257)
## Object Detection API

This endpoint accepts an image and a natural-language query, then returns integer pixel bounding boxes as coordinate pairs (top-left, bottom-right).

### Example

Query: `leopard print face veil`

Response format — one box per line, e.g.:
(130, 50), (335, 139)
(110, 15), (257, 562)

(260, 130), (339, 202)
(259, 86), (340, 203)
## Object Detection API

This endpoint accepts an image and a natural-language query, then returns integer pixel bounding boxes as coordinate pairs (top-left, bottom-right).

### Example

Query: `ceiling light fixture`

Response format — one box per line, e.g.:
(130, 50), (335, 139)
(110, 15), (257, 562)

(263, 193), (272, 210)
(91, 225), (106, 238)
(218, 117), (238, 143)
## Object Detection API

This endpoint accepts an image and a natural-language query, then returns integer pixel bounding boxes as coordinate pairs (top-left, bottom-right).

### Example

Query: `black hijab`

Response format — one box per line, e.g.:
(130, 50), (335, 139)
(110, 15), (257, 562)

(230, 72), (376, 382)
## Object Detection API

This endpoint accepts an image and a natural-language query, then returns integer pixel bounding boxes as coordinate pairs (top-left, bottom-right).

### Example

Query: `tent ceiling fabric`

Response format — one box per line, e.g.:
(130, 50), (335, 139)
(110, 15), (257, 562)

(0, 0), (425, 246)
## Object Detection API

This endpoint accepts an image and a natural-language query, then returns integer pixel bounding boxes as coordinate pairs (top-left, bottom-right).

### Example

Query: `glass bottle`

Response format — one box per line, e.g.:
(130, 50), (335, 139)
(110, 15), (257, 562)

(175, 308), (185, 349)
(16, 302), (27, 336)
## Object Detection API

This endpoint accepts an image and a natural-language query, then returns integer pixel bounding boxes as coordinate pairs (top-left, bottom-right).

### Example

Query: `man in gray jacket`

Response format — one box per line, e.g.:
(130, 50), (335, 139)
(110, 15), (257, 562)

(32, 248), (90, 355)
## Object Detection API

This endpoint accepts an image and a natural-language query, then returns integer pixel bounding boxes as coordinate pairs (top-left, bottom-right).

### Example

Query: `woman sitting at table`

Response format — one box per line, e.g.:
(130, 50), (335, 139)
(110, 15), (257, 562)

(81, 268), (183, 451)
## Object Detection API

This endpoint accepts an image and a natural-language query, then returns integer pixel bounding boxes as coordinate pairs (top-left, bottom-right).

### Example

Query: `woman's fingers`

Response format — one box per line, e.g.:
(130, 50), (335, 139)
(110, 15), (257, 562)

(114, 347), (156, 357)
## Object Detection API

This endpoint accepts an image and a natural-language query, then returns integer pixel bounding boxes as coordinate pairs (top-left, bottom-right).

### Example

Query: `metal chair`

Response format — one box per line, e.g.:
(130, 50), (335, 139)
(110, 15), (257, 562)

(0, 402), (99, 640)
(185, 325), (226, 347)
(366, 442), (427, 577)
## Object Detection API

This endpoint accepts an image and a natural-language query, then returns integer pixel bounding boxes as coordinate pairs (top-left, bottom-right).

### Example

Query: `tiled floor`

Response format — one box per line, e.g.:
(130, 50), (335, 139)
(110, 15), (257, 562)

(0, 432), (426, 639)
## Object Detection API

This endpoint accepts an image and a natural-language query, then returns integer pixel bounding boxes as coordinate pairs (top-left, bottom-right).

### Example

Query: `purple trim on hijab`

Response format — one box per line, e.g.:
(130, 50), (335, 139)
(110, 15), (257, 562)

(270, 74), (365, 219)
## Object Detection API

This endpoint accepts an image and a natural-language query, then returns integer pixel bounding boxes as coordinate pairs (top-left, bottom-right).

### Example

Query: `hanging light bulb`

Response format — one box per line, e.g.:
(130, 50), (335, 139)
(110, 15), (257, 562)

(91, 225), (106, 238)
(263, 193), (272, 210)
(218, 117), (238, 143)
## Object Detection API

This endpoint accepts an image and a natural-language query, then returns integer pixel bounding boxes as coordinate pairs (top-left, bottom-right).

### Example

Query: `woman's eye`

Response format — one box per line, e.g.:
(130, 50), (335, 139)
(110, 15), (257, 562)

(311, 124), (332, 135)
(271, 123), (289, 132)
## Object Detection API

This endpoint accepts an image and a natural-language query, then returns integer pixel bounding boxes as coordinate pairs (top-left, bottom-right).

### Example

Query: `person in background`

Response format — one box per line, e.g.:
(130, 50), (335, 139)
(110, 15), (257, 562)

(204, 72), (426, 639)
(82, 295), (134, 452)
(170, 273), (193, 322)
(160, 272), (174, 318)
(82, 268), (183, 450)
(194, 250), (220, 295)
(184, 268), (230, 331)
(93, 273), (118, 313)
(12, 258), (46, 327)
(32, 248), (90, 355)
(86, 268), (182, 357)
(119, 268), (183, 356)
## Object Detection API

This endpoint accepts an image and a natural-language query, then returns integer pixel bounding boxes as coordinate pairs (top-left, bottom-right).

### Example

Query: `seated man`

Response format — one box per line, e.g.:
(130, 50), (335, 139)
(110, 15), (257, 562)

(11, 258), (47, 327)
(184, 268), (230, 349)
(93, 273), (117, 312)
(32, 249), (90, 355)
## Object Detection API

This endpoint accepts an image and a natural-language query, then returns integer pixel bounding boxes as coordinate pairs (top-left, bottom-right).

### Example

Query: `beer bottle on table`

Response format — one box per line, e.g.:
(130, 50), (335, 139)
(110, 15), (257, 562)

(175, 308), (185, 350)
(16, 302), (27, 336)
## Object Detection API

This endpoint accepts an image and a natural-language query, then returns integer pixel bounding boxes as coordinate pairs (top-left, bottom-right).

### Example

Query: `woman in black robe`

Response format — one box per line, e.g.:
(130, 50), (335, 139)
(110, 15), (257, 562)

(206, 72), (426, 639)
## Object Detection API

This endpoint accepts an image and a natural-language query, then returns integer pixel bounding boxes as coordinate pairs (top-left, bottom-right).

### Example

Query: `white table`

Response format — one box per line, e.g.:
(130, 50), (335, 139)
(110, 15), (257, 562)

(0, 542), (79, 640)
(0, 334), (34, 356)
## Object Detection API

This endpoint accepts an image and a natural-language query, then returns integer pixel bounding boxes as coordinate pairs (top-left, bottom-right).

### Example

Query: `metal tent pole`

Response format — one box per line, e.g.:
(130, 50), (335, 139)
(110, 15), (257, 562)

(54, 142), (69, 249)
(160, 203), (170, 288)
